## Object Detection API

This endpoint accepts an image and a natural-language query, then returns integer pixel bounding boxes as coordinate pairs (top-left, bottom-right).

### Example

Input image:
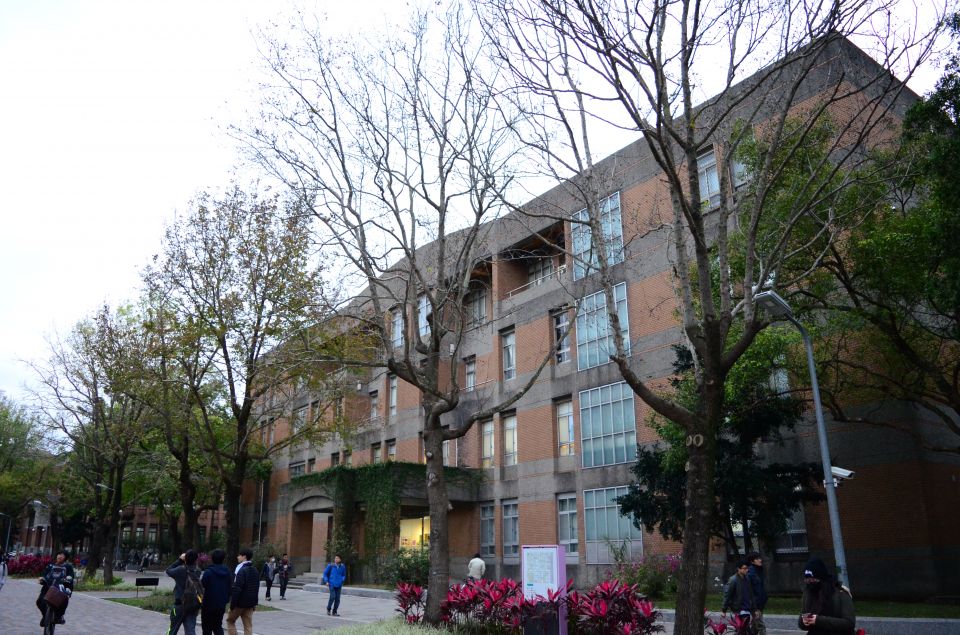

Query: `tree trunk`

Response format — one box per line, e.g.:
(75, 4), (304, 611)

(423, 426), (450, 624)
(85, 529), (105, 578)
(673, 415), (720, 635)
(102, 524), (116, 584)
(165, 510), (182, 557)
(224, 481), (242, 562)
(741, 511), (754, 556)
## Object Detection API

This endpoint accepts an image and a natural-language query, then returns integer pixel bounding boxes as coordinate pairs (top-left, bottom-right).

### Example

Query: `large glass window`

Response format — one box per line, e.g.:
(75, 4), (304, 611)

(697, 148), (721, 208)
(418, 294), (431, 338)
(528, 256), (554, 285)
(292, 406), (307, 433)
(481, 420), (494, 468)
(389, 375), (398, 416)
(576, 283), (630, 370)
(289, 462), (305, 478)
(372, 443), (382, 464)
(557, 399), (575, 456)
(480, 504), (496, 557)
(502, 500), (519, 558)
(571, 192), (624, 280)
(503, 414), (517, 466)
(501, 330), (516, 380)
(558, 494), (579, 554)
(386, 439), (397, 461)
(584, 486), (642, 564)
(391, 308), (404, 348)
(579, 382), (637, 468)
(443, 437), (457, 466)
(553, 310), (571, 364)
(774, 507), (809, 554)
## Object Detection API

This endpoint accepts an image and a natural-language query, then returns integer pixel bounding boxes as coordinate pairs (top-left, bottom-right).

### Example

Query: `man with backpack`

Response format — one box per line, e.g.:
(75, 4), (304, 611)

(322, 554), (346, 616)
(166, 549), (203, 635)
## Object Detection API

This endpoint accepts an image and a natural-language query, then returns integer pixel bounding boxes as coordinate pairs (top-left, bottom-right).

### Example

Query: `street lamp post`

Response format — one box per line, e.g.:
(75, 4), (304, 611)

(755, 290), (850, 587)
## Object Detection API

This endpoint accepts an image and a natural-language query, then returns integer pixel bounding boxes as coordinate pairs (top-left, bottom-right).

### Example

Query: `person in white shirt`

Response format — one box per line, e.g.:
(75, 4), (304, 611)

(467, 553), (485, 582)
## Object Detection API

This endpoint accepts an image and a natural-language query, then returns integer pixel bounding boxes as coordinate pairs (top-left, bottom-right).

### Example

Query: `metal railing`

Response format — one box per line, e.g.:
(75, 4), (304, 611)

(504, 264), (567, 299)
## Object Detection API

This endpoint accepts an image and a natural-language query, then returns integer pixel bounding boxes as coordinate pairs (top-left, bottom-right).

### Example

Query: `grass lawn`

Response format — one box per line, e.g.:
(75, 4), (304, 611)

(318, 619), (460, 634)
(653, 594), (960, 619)
(109, 591), (278, 614)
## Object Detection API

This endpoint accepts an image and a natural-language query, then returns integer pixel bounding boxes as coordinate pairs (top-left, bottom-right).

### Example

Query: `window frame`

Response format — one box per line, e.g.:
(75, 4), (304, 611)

(697, 147), (721, 209)
(501, 329), (516, 380)
(464, 356), (476, 391)
(553, 309), (571, 364)
(480, 503), (496, 557)
(369, 390), (379, 419)
(503, 413), (517, 466)
(576, 282), (630, 371)
(502, 499), (519, 559)
(388, 375), (398, 417)
(391, 308), (404, 348)
(579, 381), (637, 468)
(418, 294), (431, 338)
(558, 494), (579, 556)
(556, 399), (575, 456)
(571, 192), (625, 280)
(480, 420), (494, 468)
(583, 485), (642, 564)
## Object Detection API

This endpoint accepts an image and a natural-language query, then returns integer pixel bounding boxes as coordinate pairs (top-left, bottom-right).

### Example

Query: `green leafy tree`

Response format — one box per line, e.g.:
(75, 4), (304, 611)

(813, 16), (960, 454)
(0, 395), (54, 548)
(619, 335), (824, 559)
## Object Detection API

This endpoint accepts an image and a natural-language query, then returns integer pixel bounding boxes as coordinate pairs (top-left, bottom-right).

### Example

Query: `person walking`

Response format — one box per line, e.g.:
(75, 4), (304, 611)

(166, 549), (203, 635)
(467, 552), (485, 582)
(799, 558), (856, 634)
(276, 553), (293, 600)
(139, 552), (151, 573)
(746, 552), (769, 635)
(0, 553), (7, 592)
(322, 554), (346, 616)
(200, 548), (231, 635)
(226, 548), (258, 635)
(721, 558), (762, 629)
(261, 556), (276, 601)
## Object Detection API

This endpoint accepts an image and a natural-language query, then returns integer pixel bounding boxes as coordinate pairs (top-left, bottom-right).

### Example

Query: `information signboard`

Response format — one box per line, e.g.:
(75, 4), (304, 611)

(521, 544), (567, 635)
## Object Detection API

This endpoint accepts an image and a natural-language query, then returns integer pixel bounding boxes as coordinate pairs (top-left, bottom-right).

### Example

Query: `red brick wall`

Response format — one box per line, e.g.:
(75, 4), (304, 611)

(450, 507), (478, 557)
(519, 500), (557, 546)
(517, 403), (555, 463)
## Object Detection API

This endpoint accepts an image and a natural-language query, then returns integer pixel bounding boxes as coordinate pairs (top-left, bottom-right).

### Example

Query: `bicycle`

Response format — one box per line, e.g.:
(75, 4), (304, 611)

(39, 564), (72, 635)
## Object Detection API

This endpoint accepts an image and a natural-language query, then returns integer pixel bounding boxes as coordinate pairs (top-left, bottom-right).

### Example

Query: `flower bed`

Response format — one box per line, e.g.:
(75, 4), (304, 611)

(7, 553), (52, 576)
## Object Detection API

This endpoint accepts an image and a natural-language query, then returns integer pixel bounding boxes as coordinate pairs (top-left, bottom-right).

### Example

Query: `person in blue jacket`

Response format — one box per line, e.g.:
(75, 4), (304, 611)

(322, 554), (346, 616)
(200, 548), (231, 635)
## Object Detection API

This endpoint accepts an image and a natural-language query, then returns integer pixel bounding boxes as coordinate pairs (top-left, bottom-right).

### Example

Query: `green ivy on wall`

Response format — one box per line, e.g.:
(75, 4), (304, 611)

(291, 461), (481, 580)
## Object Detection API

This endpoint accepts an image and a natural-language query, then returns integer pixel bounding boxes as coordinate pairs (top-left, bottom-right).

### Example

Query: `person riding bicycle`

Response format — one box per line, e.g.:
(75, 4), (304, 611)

(36, 550), (75, 627)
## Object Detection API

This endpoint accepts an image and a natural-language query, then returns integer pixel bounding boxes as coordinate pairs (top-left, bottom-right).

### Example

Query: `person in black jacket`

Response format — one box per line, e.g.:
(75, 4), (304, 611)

(36, 550), (75, 627)
(166, 549), (202, 635)
(200, 549), (231, 635)
(747, 552), (769, 635)
(722, 558), (762, 627)
(226, 548), (258, 635)
(799, 558), (856, 634)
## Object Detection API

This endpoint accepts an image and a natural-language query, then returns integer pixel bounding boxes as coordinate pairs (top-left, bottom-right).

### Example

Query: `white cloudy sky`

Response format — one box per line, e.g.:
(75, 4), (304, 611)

(0, 0), (947, 403)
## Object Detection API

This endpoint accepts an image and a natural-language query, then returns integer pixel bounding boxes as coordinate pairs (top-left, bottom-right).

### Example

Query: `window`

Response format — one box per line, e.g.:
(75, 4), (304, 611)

(579, 382), (637, 468)
(135, 525), (145, 541)
(289, 462), (305, 478)
(502, 500), (519, 558)
(528, 256), (554, 285)
(584, 486), (642, 564)
(732, 158), (750, 188)
(386, 439), (397, 461)
(553, 310), (571, 364)
(391, 308), (404, 348)
(480, 420), (494, 468)
(307, 458), (316, 473)
(443, 437), (457, 466)
(370, 391), (379, 419)
(292, 406), (308, 433)
(418, 294), (431, 338)
(331, 452), (340, 466)
(558, 494), (579, 554)
(557, 399), (575, 456)
(697, 148), (721, 208)
(572, 192), (624, 280)
(769, 355), (790, 397)
(464, 357), (476, 391)
(774, 507), (809, 554)
(148, 525), (158, 545)
(501, 330), (516, 380)
(467, 287), (487, 325)
(503, 414), (517, 466)
(372, 443), (382, 464)
(576, 283), (630, 370)
(343, 450), (352, 466)
(389, 375), (398, 416)
(198, 527), (206, 545)
(480, 504), (495, 557)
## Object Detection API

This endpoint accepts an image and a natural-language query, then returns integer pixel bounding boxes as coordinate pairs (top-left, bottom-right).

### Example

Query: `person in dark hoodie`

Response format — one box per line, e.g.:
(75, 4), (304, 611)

(799, 557), (856, 634)
(166, 549), (202, 635)
(200, 549), (231, 635)
(746, 552), (769, 634)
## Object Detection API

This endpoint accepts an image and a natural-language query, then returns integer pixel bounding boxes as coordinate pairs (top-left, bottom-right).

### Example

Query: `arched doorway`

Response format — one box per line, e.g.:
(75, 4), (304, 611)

(290, 495), (334, 574)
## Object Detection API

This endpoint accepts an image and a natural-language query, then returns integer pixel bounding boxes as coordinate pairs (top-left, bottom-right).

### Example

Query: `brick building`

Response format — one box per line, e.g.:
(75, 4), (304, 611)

(241, 36), (959, 599)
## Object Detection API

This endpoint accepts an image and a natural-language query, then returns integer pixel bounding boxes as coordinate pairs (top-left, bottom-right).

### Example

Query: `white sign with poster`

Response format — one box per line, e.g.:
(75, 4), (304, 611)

(521, 544), (565, 600)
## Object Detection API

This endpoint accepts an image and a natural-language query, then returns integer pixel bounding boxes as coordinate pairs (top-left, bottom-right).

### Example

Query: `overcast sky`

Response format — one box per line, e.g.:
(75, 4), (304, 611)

(0, 0), (946, 403)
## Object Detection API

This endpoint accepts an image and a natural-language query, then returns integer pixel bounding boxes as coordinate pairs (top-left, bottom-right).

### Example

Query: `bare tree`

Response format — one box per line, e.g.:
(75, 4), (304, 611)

(246, 7), (572, 621)
(480, 0), (944, 631)
(32, 305), (150, 581)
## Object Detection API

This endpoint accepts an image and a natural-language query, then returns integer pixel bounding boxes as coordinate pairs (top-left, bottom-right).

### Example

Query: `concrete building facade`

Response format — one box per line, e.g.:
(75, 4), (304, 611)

(241, 37), (960, 599)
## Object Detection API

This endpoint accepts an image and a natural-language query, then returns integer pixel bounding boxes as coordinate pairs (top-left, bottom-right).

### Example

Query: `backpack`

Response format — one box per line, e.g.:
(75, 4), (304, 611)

(182, 568), (203, 613)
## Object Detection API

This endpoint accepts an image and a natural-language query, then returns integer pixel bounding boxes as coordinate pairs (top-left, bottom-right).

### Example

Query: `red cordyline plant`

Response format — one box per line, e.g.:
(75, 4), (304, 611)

(400, 577), (663, 634)
(7, 553), (53, 576)
(704, 613), (752, 635)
